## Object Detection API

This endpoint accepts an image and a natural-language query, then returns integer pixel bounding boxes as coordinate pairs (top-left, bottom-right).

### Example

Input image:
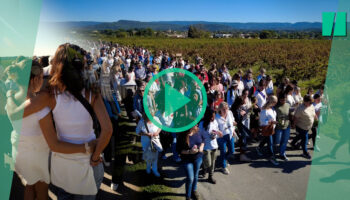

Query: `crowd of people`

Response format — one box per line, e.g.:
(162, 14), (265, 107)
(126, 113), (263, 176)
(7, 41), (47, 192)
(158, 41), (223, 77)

(0, 40), (329, 200)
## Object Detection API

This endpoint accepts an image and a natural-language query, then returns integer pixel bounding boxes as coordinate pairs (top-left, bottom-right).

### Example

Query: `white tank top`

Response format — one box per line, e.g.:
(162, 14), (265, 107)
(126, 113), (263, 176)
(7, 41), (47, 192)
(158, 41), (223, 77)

(9, 101), (50, 136)
(52, 90), (95, 144)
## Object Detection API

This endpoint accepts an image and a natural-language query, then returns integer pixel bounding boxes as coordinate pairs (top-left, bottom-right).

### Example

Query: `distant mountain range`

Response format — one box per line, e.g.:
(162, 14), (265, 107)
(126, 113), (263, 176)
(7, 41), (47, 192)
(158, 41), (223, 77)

(50, 20), (322, 31)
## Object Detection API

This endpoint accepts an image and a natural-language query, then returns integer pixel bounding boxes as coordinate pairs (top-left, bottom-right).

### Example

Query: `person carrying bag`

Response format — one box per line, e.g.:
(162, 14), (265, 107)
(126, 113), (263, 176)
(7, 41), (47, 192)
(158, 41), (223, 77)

(136, 113), (162, 177)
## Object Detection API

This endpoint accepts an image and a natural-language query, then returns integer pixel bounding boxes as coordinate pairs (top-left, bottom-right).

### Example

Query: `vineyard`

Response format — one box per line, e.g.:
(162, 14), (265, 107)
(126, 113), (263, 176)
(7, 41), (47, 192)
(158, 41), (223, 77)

(92, 36), (331, 92)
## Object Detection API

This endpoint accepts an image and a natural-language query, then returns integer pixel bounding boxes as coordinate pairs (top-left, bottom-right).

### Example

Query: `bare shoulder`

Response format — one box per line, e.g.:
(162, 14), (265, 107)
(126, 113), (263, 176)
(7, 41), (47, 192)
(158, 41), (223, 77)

(29, 91), (55, 110)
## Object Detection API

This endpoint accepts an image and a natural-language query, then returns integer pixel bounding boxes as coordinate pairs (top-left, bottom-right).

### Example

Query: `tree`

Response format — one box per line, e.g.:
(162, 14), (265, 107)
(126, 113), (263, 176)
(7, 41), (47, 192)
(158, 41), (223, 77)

(188, 25), (210, 38)
(259, 30), (277, 39)
(188, 26), (198, 38)
(115, 31), (128, 38)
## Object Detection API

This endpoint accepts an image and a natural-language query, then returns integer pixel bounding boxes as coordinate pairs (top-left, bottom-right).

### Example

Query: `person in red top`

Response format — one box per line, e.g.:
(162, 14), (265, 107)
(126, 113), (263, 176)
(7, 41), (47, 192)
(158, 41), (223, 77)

(213, 91), (224, 111)
(195, 65), (209, 84)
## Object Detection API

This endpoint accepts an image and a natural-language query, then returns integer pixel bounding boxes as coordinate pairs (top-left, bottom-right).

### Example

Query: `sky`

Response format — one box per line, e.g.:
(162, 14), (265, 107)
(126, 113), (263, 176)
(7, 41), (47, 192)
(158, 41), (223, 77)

(40, 0), (338, 23)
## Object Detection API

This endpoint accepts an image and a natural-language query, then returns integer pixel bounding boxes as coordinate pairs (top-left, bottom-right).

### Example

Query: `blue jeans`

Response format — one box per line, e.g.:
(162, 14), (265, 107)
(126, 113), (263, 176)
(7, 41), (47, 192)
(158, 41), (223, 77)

(293, 126), (309, 154)
(183, 156), (203, 198)
(258, 135), (274, 157)
(54, 163), (104, 200)
(274, 127), (291, 156)
(217, 134), (235, 168)
(171, 132), (180, 159)
(239, 126), (250, 153)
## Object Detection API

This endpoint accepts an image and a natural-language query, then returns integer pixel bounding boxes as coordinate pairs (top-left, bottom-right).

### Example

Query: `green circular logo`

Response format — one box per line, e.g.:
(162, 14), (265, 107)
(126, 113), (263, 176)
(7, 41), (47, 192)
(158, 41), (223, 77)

(143, 68), (207, 132)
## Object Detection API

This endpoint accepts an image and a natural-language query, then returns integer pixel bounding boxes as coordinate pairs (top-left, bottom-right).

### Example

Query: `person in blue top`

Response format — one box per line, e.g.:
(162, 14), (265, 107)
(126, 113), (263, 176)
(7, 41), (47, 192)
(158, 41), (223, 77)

(177, 125), (204, 200)
(133, 82), (145, 121)
(257, 68), (266, 83)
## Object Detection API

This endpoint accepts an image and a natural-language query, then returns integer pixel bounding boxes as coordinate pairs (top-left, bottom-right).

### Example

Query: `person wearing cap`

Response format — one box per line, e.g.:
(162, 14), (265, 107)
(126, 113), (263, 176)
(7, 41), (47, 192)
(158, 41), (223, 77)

(227, 80), (239, 108)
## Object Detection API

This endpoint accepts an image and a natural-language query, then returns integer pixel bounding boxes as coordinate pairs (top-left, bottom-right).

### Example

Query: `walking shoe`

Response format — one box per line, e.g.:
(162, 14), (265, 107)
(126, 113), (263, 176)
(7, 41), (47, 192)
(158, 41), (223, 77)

(199, 169), (206, 179)
(240, 154), (251, 162)
(256, 147), (263, 156)
(302, 152), (312, 159)
(208, 175), (216, 184)
(269, 157), (279, 166)
(110, 183), (119, 191)
(192, 190), (201, 200)
(221, 167), (230, 175)
(161, 155), (167, 160)
(280, 155), (289, 161)
(152, 170), (161, 177)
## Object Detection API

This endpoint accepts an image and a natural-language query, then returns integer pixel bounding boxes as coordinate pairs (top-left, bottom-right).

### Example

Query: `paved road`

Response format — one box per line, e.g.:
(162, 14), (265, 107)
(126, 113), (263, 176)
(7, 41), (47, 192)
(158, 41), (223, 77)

(162, 134), (313, 200)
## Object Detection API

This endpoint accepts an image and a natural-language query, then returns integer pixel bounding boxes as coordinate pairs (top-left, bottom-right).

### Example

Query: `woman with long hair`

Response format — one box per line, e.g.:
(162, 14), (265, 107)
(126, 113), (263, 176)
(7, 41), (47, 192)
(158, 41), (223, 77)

(177, 125), (204, 200)
(199, 108), (222, 184)
(22, 43), (113, 199)
(285, 84), (296, 108)
(256, 95), (279, 165)
(231, 94), (251, 162)
(6, 58), (98, 200)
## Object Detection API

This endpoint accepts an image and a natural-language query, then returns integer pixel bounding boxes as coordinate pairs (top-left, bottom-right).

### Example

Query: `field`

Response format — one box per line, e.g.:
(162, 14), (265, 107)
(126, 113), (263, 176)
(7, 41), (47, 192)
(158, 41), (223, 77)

(92, 36), (331, 93)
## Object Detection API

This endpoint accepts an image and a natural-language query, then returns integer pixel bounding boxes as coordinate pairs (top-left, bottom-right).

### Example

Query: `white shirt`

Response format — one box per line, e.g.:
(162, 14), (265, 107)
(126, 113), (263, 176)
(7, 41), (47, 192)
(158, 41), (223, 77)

(199, 121), (220, 150)
(52, 91), (95, 144)
(149, 82), (160, 94)
(155, 111), (173, 127)
(215, 111), (235, 138)
(313, 102), (323, 122)
(266, 81), (274, 95)
(237, 81), (244, 96)
(126, 58), (131, 68)
(293, 93), (303, 104)
(136, 118), (161, 151)
(43, 65), (52, 76)
(8, 104), (50, 136)
(287, 94), (296, 107)
(313, 102), (322, 114)
(254, 90), (267, 109)
(259, 108), (277, 129)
